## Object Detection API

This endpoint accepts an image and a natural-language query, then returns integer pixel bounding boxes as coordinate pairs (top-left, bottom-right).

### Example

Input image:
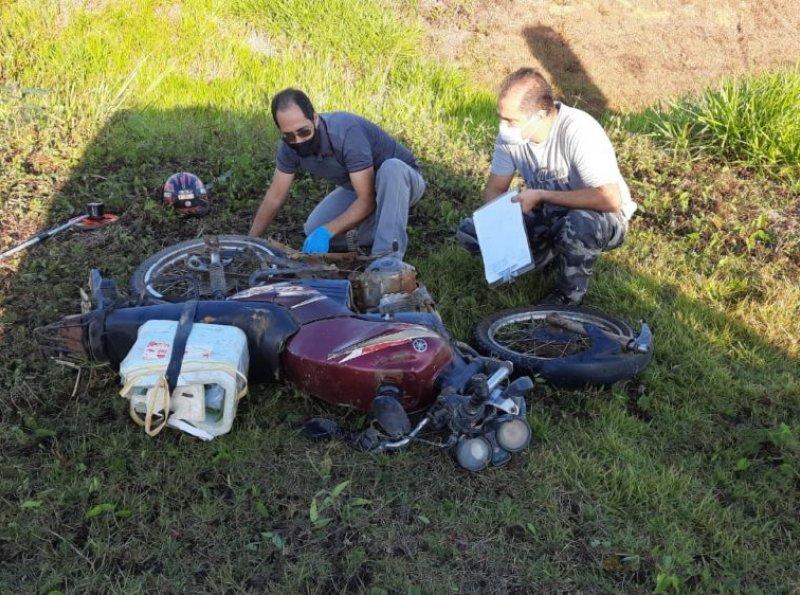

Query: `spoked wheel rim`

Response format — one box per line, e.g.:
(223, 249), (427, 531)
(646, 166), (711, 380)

(136, 237), (283, 302)
(485, 308), (631, 360)
(474, 305), (649, 387)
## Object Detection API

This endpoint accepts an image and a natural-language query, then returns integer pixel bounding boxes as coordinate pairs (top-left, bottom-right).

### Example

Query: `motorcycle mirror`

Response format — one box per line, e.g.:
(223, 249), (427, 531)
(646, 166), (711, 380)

(372, 393), (411, 439)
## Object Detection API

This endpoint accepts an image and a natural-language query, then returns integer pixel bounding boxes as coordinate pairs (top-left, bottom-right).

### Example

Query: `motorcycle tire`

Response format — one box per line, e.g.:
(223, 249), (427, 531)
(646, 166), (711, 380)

(131, 235), (286, 304)
(472, 305), (652, 388)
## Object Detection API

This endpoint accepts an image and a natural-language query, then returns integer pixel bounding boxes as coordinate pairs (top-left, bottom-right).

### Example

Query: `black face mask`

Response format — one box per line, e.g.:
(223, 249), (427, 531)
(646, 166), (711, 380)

(287, 126), (321, 158)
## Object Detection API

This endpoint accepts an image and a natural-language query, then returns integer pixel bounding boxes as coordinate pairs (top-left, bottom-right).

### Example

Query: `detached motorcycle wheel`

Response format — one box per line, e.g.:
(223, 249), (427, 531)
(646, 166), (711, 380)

(131, 235), (286, 303)
(473, 305), (652, 388)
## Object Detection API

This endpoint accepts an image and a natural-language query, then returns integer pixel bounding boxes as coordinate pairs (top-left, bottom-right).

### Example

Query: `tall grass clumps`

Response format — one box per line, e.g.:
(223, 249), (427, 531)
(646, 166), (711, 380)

(643, 66), (800, 176)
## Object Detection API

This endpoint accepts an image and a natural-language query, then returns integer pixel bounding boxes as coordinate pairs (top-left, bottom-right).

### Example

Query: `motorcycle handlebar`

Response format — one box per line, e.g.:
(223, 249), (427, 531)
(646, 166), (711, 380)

(485, 362), (512, 391)
(370, 416), (432, 452)
(370, 360), (515, 452)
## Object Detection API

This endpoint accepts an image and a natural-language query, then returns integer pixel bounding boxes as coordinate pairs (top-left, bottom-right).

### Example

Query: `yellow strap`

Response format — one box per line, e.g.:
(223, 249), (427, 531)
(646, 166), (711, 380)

(143, 376), (170, 437)
(119, 378), (145, 427)
(182, 362), (249, 401)
(119, 363), (248, 436)
(120, 374), (170, 437)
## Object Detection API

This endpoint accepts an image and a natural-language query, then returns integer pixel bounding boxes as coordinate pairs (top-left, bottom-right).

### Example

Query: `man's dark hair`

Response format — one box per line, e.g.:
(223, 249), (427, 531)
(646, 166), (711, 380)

(270, 88), (315, 125)
(499, 68), (555, 114)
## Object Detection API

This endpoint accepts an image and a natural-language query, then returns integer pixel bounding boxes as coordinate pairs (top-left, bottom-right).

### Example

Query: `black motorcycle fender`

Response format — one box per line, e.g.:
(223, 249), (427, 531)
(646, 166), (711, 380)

(538, 326), (653, 388)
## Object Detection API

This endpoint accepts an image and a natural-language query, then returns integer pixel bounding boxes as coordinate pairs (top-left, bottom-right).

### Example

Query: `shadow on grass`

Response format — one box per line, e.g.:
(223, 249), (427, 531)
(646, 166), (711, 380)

(1, 100), (799, 593)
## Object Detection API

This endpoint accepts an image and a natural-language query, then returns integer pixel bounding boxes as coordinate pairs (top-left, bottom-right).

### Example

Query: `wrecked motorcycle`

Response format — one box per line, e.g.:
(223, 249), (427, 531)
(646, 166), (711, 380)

(126, 235), (653, 389)
(35, 235), (652, 470)
(35, 235), (536, 471)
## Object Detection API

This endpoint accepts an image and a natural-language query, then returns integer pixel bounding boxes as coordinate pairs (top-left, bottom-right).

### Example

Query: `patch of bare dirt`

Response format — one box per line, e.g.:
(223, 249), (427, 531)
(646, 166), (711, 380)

(419, 0), (800, 113)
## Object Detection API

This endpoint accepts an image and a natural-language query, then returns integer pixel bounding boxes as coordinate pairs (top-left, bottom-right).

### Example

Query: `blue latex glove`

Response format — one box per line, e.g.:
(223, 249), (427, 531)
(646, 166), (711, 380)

(302, 226), (332, 253)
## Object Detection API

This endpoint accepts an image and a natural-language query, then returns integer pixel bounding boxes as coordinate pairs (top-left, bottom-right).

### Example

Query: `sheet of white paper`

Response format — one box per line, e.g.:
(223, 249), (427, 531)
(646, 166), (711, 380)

(472, 189), (534, 285)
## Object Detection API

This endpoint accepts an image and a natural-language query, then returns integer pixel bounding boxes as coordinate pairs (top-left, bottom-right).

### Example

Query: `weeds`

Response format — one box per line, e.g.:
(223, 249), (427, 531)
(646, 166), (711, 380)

(641, 66), (800, 177)
(309, 480), (371, 530)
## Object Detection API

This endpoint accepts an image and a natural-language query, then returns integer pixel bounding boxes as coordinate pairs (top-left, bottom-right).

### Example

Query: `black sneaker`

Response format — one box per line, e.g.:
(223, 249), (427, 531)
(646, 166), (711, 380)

(456, 217), (482, 256)
(539, 289), (582, 307)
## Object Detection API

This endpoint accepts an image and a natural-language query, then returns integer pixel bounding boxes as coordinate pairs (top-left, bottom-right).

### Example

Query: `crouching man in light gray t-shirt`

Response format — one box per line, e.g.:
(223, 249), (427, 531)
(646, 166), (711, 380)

(457, 67), (637, 306)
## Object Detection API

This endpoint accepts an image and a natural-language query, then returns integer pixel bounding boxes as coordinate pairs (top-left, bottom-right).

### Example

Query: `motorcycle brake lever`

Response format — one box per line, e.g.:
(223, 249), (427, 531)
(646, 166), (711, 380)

(490, 376), (534, 415)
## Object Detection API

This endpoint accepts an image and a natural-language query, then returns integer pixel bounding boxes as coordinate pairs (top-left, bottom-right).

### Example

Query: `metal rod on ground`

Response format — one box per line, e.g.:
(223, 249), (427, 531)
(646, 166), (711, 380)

(0, 201), (115, 261)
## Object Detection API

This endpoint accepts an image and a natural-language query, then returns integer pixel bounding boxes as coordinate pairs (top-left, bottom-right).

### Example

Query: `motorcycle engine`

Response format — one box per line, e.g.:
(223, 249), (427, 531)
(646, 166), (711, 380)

(351, 256), (433, 313)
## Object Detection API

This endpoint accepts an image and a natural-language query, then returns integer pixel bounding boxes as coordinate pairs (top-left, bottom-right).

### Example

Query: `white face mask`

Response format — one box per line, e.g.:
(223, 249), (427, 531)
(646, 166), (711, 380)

(498, 121), (526, 145)
(498, 113), (544, 145)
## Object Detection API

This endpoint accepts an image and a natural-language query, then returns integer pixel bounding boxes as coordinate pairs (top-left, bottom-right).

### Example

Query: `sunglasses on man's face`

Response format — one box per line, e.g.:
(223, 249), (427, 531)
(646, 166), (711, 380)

(281, 125), (314, 143)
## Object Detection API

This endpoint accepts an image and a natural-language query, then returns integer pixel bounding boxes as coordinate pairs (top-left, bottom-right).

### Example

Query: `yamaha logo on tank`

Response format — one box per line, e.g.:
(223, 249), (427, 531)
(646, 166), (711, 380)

(412, 338), (428, 353)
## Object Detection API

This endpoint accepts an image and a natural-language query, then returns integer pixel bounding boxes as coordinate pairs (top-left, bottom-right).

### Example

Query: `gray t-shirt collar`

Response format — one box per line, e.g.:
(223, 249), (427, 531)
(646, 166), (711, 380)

(314, 115), (335, 160)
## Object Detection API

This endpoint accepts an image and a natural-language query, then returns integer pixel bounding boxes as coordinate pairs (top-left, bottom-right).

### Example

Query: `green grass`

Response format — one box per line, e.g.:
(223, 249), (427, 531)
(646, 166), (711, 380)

(631, 66), (800, 180)
(1, 1), (799, 593)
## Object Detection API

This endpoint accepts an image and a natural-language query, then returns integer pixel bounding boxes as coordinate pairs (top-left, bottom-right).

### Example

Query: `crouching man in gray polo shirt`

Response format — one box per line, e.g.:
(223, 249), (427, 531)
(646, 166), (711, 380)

(248, 88), (426, 258)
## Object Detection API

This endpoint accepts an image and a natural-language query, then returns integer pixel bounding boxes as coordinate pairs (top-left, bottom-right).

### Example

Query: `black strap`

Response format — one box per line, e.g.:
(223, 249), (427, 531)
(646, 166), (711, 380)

(165, 299), (198, 394)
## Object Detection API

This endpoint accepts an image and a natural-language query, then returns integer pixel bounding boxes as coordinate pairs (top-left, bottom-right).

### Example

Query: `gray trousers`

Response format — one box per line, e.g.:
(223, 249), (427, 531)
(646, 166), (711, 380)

(303, 158), (426, 258)
(457, 205), (627, 303)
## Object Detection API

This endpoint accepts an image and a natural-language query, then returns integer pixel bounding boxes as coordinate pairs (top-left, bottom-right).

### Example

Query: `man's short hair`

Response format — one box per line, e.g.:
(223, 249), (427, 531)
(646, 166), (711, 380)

(499, 68), (555, 114)
(271, 88), (315, 125)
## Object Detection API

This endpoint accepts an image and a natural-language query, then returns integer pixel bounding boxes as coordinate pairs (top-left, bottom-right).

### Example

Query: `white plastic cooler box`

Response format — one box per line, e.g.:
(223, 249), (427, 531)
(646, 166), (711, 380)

(119, 320), (250, 439)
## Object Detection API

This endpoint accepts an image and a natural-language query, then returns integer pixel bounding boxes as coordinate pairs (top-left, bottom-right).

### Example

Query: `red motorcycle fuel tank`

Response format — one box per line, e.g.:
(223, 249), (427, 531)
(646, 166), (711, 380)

(283, 317), (454, 411)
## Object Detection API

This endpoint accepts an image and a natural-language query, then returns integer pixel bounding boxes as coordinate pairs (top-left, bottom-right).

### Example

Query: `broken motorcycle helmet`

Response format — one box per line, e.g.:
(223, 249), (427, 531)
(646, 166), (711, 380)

(162, 172), (209, 217)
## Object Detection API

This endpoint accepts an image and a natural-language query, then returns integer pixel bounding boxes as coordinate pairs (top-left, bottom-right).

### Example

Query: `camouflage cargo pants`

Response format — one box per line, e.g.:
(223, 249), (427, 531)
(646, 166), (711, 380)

(456, 205), (627, 304)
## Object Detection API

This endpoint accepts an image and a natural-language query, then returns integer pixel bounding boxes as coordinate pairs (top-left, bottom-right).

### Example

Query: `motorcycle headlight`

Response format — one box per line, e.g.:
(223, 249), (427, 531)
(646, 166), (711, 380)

(454, 436), (492, 472)
(495, 417), (532, 453)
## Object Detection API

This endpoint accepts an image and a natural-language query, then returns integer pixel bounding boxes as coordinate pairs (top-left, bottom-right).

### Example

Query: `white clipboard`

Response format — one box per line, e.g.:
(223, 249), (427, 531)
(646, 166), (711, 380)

(472, 189), (535, 286)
